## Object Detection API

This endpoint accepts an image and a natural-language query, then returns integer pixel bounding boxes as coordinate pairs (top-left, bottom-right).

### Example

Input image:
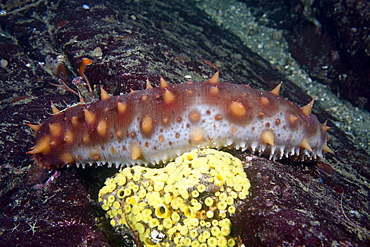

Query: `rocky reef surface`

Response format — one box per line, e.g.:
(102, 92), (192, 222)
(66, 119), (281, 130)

(0, 0), (369, 246)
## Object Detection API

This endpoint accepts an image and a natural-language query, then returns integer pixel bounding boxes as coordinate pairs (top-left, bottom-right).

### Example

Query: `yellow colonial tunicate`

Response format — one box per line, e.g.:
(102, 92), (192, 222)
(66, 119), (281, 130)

(98, 149), (250, 247)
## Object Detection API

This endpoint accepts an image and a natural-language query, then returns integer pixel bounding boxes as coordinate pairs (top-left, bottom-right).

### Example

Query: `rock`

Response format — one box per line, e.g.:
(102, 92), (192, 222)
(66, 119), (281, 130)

(233, 155), (370, 246)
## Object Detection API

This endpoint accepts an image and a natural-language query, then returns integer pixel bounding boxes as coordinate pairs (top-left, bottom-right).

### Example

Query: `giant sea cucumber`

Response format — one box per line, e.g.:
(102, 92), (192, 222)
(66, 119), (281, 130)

(28, 72), (333, 170)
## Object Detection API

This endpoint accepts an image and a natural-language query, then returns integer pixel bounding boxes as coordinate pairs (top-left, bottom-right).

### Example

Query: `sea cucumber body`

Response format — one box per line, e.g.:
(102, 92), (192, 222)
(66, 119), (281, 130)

(30, 80), (329, 169)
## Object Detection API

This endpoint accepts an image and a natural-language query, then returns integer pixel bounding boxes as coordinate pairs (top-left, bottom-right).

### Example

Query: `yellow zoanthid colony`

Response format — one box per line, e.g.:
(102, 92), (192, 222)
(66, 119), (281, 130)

(98, 149), (250, 247)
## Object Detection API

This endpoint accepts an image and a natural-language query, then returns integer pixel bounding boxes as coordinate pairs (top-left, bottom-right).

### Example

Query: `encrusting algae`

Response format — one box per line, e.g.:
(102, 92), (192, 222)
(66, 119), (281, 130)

(98, 149), (250, 247)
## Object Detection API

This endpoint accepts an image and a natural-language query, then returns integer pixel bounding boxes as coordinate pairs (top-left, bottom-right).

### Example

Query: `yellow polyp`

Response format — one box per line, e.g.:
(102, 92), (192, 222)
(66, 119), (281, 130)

(128, 181), (135, 189)
(203, 231), (211, 239)
(164, 193), (173, 205)
(210, 169), (218, 177)
(129, 196), (140, 205)
(190, 198), (198, 206)
(212, 220), (219, 227)
(149, 218), (160, 228)
(135, 223), (145, 234)
(107, 182), (117, 192)
(227, 238), (235, 246)
(144, 237), (156, 247)
(184, 237), (192, 246)
(180, 190), (190, 200)
(189, 229), (198, 239)
(217, 201), (228, 211)
(198, 235), (206, 243)
(183, 206), (194, 218)
(219, 192), (228, 201)
(112, 200), (120, 209)
(221, 226), (231, 236)
(132, 205), (141, 216)
(211, 226), (220, 236)
(226, 197), (234, 205)
(197, 184), (205, 193)
(233, 182), (242, 192)
(205, 197), (214, 207)
(138, 189), (147, 198)
(107, 195), (115, 203)
(100, 187), (109, 195)
(124, 188), (132, 197)
(207, 237), (218, 247)
(206, 210), (214, 218)
(98, 149), (249, 247)
(180, 225), (189, 236)
(111, 209), (118, 217)
(221, 218), (231, 227)
(155, 204), (171, 218)
(190, 218), (199, 226)
(218, 236), (228, 247)
(141, 208), (152, 218)
(132, 184), (139, 192)
(171, 211), (180, 222)
(215, 174), (225, 186)
(194, 202), (202, 212)
(114, 174), (127, 186)
(110, 219), (116, 227)
(133, 171), (143, 181)
(154, 181), (165, 192)
(170, 198), (180, 210)
(142, 215), (152, 224)
(163, 218), (173, 229)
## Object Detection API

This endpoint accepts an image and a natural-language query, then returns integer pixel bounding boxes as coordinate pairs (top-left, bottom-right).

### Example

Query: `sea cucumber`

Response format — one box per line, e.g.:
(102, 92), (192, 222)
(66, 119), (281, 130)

(27, 72), (333, 170)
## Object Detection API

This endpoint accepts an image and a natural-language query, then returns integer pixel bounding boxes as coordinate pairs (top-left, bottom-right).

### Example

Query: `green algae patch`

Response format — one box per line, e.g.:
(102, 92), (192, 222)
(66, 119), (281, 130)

(98, 149), (250, 247)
